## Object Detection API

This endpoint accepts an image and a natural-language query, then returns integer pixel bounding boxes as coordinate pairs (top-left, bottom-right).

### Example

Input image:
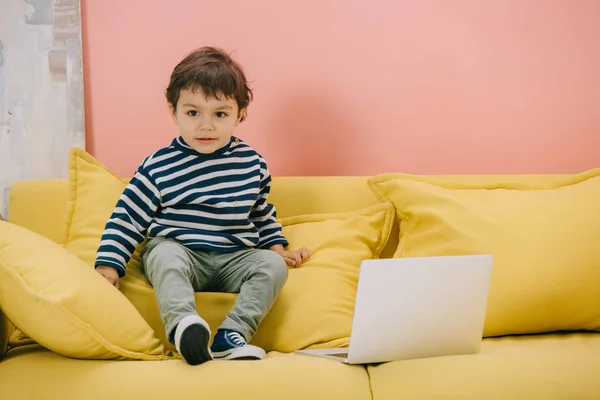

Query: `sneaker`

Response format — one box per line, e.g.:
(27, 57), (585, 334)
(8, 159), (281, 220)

(174, 315), (213, 365)
(210, 329), (266, 360)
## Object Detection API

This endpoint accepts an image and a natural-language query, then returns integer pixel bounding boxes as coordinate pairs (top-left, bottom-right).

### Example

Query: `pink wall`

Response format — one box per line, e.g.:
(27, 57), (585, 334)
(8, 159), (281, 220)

(82, 0), (600, 177)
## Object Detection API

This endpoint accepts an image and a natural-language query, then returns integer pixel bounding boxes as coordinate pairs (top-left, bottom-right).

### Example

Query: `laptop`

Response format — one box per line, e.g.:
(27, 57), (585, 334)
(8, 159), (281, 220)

(295, 254), (493, 364)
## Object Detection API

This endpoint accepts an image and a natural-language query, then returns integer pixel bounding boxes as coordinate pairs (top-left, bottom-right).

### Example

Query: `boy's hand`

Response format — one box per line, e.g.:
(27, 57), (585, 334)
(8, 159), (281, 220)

(270, 245), (310, 267)
(96, 265), (120, 289)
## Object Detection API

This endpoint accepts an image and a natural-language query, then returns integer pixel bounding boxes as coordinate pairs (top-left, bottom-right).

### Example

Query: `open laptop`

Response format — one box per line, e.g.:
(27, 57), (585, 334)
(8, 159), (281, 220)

(295, 254), (493, 364)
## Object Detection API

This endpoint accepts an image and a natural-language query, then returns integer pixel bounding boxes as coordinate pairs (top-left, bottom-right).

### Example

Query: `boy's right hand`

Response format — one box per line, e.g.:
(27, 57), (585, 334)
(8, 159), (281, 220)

(96, 265), (120, 289)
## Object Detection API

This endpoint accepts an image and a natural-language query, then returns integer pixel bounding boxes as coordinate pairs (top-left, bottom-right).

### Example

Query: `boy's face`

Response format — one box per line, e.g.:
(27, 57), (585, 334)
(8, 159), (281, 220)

(171, 88), (243, 154)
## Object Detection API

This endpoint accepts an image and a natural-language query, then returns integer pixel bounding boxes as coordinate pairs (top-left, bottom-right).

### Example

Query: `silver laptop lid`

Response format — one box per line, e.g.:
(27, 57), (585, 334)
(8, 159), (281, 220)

(347, 255), (493, 364)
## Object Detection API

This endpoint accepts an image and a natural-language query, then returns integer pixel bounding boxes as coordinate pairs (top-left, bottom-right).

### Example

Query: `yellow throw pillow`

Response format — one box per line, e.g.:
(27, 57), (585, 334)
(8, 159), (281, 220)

(0, 221), (168, 360)
(64, 147), (130, 266)
(62, 146), (241, 348)
(251, 203), (395, 352)
(368, 169), (600, 337)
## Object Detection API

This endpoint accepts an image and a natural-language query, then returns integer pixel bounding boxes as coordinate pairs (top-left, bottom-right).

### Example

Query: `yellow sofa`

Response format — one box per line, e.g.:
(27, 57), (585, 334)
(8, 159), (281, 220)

(1, 156), (600, 399)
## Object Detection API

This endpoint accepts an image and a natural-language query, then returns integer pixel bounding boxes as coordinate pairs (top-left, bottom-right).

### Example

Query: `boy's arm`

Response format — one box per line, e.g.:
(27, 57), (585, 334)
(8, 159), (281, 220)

(249, 158), (289, 250)
(95, 168), (161, 278)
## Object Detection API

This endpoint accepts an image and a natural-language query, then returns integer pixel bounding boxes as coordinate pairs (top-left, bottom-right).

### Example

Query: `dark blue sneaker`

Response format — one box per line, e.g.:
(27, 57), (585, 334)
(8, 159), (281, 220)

(210, 329), (266, 360)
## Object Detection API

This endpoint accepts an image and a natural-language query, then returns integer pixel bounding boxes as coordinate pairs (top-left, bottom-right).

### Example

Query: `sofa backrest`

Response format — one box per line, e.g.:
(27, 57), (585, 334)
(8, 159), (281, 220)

(8, 179), (70, 244)
(6, 173), (572, 244)
(1, 172), (573, 359)
(6, 176), (381, 241)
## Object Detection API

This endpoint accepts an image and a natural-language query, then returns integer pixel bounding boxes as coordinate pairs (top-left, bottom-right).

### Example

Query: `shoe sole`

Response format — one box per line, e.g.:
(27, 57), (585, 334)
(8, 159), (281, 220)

(180, 324), (212, 365)
(213, 354), (262, 361)
(212, 345), (266, 361)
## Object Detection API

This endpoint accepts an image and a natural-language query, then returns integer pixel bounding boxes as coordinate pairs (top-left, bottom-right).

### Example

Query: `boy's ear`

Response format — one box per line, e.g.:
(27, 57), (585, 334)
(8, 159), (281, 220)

(169, 104), (178, 125)
(236, 108), (247, 125)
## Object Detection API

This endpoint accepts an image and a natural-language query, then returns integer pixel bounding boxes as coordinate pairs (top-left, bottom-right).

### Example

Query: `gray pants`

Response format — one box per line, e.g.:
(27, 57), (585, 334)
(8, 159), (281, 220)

(141, 237), (288, 343)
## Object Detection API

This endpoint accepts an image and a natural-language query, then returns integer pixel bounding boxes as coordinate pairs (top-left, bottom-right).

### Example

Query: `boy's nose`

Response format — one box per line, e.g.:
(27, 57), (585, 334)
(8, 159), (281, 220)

(197, 116), (214, 130)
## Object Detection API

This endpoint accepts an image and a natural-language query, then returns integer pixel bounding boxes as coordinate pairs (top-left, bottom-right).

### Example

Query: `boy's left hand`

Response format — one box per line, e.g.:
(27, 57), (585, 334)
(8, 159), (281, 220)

(272, 246), (310, 267)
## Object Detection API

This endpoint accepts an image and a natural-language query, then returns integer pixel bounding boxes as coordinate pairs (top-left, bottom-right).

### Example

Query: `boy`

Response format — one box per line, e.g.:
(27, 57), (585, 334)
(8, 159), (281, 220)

(95, 46), (310, 365)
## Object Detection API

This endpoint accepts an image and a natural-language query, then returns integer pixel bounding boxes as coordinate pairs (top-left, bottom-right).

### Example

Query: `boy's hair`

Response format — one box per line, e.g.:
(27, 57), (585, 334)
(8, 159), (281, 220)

(166, 46), (253, 121)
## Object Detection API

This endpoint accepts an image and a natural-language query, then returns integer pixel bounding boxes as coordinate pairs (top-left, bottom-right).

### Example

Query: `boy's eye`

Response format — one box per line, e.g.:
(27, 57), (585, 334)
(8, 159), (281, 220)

(187, 110), (198, 117)
(215, 112), (227, 118)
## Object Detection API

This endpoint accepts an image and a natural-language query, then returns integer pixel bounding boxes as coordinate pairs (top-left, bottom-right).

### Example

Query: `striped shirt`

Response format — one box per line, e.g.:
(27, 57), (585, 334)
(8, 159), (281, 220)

(95, 136), (288, 277)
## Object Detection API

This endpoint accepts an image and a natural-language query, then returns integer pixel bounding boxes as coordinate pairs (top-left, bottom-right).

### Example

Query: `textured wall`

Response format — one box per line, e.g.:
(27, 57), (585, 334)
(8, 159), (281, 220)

(0, 0), (85, 218)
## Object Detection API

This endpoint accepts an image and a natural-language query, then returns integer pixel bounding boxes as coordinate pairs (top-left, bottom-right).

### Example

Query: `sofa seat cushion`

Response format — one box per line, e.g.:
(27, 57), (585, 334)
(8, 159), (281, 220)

(368, 332), (600, 399)
(0, 346), (371, 400)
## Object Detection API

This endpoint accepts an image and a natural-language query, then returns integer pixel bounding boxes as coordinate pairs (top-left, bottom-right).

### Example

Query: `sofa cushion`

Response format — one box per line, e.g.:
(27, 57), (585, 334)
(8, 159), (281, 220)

(63, 147), (395, 352)
(368, 169), (600, 337)
(367, 333), (600, 399)
(63, 147), (130, 264)
(251, 203), (394, 351)
(0, 346), (372, 400)
(0, 220), (167, 360)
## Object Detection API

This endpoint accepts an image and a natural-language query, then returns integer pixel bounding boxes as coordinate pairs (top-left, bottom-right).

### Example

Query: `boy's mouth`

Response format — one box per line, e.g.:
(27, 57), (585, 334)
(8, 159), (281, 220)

(196, 137), (216, 143)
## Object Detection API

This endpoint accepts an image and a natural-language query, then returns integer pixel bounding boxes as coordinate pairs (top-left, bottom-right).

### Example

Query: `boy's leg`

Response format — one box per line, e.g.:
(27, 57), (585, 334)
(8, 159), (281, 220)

(207, 249), (288, 360)
(142, 237), (213, 365)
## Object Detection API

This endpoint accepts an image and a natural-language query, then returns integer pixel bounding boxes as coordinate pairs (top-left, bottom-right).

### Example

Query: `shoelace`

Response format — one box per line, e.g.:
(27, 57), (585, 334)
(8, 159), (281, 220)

(227, 331), (246, 346)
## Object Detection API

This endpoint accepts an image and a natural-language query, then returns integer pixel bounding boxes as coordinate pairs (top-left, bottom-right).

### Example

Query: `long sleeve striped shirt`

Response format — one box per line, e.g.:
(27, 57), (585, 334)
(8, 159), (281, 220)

(94, 136), (289, 277)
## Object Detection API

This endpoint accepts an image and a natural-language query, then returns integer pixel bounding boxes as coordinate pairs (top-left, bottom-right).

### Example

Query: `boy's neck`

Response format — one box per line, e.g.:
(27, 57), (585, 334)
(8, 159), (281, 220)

(173, 136), (235, 157)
